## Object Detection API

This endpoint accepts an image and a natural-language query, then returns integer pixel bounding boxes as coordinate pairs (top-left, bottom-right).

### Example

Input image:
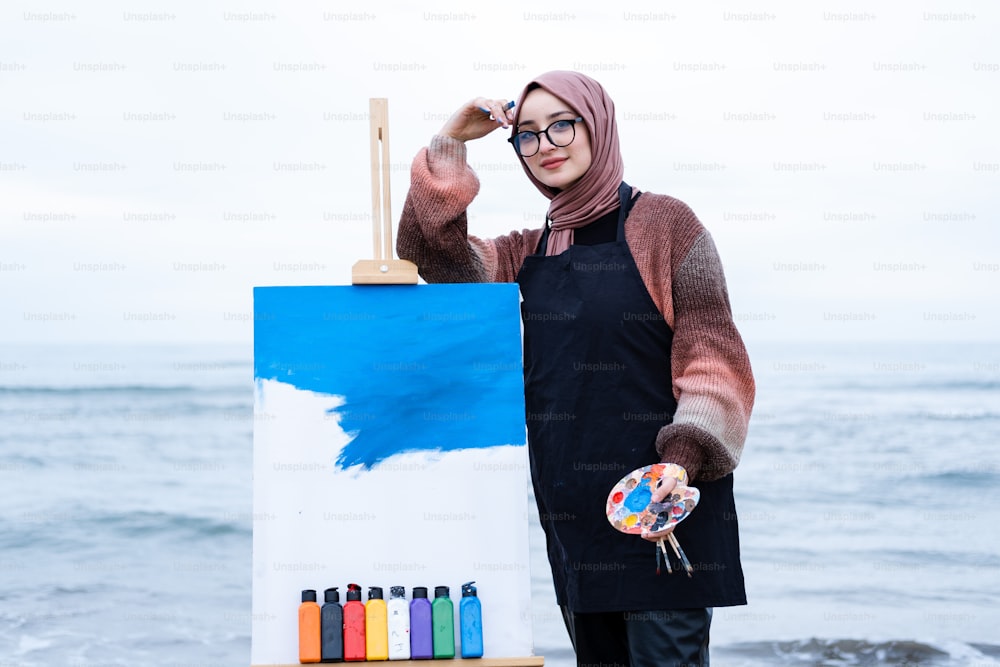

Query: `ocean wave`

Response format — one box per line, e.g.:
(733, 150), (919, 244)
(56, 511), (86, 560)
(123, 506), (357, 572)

(90, 509), (252, 539)
(0, 454), (47, 469)
(919, 409), (1000, 421)
(2, 509), (251, 549)
(0, 400), (256, 426)
(917, 468), (1000, 486)
(917, 379), (1000, 392)
(835, 379), (1000, 394)
(0, 384), (249, 395)
(862, 548), (1000, 571)
(715, 637), (997, 665)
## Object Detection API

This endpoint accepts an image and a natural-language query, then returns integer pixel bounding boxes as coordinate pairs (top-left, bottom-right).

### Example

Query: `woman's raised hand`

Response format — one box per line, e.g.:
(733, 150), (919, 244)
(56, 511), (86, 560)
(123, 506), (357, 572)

(440, 97), (515, 142)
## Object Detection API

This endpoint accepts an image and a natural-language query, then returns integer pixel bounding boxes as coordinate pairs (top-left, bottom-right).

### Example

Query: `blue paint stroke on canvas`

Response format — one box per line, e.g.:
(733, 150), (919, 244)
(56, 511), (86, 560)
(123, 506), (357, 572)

(253, 284), (526, 470)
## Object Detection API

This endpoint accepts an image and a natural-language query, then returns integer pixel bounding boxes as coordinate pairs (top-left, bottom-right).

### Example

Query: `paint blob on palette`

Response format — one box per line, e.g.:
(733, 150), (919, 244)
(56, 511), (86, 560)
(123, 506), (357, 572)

(606, 463), (700, 535)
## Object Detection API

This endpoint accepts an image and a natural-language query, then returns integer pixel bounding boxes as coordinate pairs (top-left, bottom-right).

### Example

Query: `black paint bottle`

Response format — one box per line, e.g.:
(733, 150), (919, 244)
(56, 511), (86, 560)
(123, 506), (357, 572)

(321, 587), (344, 662)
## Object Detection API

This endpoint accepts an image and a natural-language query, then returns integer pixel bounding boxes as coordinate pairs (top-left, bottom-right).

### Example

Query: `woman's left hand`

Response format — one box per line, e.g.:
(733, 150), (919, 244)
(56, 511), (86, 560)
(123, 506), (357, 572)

(640, 473), (678, 542)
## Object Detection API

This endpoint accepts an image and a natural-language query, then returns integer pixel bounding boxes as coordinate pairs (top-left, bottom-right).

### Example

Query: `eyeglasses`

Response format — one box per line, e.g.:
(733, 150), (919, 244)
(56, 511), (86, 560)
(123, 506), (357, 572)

(507, 117), (584, 157)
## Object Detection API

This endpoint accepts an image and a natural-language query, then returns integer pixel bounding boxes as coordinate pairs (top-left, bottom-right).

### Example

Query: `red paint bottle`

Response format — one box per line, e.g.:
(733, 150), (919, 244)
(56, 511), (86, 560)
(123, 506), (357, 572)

(343, 583), (366, 662)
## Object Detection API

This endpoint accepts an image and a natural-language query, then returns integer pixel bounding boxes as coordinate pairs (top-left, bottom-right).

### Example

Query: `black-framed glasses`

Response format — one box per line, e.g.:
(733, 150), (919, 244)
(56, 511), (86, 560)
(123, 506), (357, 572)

(507, 117), (584, 157)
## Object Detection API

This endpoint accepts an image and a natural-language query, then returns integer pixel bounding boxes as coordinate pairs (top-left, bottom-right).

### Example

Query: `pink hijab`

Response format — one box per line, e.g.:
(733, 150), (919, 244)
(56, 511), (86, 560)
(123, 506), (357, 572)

(512, 71), (625, 256)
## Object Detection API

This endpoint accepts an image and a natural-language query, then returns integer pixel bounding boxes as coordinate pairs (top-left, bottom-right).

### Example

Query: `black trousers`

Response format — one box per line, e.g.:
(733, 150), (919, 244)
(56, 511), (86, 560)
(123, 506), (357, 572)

(561, 607), (712, 667)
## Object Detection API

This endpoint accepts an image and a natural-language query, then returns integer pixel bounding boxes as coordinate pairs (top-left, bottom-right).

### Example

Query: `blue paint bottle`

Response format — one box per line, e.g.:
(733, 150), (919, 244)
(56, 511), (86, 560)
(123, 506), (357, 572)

(409, 586), (433, 660)
(460, 581), (483, 658)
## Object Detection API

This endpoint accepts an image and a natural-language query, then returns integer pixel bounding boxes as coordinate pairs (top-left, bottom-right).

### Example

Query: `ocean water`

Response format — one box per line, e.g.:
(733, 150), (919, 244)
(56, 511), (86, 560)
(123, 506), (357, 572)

(0, 340), (998, 666)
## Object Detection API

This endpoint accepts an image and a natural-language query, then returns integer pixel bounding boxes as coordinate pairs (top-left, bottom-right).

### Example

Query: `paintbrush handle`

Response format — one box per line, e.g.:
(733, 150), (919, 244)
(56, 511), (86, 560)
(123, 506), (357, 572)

(657, 538), (672, 574)
(667, 533), (694, 578)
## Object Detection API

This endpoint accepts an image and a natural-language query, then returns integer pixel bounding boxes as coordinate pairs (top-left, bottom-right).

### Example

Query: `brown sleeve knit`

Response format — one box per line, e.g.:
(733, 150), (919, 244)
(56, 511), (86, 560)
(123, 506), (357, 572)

(626, 196), (756, 481)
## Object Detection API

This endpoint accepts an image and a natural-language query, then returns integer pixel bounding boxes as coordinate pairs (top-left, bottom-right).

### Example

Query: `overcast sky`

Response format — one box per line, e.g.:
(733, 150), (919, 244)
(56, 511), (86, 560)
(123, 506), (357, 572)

(1, 0), (997, 345)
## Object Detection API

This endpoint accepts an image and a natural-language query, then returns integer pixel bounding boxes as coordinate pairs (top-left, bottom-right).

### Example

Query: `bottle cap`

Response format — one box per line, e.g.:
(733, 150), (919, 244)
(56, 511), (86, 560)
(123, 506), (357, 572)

(412, 586), (428, 598)
(434, 585), (450, 598)
(346, 583), (362, 601)
(368, 586), (383, 600)
(461, 581), (477, 597)
(301, 589), (317, 603)
(324, 587), (339, 603)
(390, 586), (406, 599)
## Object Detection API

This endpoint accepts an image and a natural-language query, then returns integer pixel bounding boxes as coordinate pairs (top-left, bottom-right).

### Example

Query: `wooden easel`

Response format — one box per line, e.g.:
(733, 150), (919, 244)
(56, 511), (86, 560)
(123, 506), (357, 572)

(351, 98), (419, 285)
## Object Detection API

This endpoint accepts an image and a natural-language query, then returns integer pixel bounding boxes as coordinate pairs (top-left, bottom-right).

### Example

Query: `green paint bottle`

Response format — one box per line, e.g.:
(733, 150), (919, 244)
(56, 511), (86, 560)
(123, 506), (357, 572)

(431, 585), (455, 659)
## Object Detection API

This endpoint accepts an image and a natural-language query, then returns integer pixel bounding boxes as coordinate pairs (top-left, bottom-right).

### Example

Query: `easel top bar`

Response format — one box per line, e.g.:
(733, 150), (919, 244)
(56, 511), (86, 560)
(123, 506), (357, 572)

(353, 97), (418, 285)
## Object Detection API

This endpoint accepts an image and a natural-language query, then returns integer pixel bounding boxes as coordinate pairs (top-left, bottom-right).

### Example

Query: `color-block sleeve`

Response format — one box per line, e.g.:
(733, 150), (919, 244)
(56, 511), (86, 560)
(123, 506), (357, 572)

(396, 135), (542, 284)
(656, 221), (755, 482)
(627, 197), (755, 482)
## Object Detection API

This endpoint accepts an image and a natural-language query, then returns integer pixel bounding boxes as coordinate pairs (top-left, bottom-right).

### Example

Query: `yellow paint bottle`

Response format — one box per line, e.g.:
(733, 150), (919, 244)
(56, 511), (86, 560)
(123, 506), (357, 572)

(365, 586), (389, 661)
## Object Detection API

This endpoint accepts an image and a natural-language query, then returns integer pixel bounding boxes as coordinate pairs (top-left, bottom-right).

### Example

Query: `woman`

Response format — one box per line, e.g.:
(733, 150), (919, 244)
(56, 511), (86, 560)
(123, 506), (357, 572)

(397, 70), (755, 667)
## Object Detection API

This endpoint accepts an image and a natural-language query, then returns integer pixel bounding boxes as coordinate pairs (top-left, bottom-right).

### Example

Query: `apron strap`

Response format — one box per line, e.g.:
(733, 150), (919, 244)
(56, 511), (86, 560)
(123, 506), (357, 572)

(537, 219), (552, 256)
(616, 181), (640, 242)
(535, 182), (641, 255)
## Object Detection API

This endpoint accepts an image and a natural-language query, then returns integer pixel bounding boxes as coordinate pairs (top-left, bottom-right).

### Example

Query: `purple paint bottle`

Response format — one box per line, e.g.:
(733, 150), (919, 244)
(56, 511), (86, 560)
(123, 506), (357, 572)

(409, 586), (433, 660)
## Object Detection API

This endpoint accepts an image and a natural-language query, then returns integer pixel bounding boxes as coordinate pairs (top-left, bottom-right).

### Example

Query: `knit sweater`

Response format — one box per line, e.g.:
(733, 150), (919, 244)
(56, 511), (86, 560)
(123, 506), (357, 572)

(397, 135), (755, 481)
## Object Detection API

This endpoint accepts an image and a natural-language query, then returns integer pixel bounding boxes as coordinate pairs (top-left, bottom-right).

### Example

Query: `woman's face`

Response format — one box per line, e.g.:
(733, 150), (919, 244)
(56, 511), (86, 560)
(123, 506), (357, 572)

(516, 88), (592, 191)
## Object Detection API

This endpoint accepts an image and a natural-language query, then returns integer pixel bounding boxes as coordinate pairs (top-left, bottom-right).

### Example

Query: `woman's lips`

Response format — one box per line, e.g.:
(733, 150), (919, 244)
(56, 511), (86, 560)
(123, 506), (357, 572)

(540, 157), (567, 170)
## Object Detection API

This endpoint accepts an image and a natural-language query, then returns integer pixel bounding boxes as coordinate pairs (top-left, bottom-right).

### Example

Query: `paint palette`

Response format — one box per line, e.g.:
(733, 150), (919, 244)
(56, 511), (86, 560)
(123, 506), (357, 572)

(606, 463), (700, 535)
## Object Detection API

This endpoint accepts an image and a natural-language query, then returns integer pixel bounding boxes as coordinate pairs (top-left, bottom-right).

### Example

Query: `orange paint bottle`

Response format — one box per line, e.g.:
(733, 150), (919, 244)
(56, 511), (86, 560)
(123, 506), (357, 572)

(298, 589), (321, 664)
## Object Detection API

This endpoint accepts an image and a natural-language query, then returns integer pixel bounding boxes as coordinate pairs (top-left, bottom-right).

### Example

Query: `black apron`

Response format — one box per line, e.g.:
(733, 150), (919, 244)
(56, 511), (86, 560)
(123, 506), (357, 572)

(516, 182), (746, 613)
